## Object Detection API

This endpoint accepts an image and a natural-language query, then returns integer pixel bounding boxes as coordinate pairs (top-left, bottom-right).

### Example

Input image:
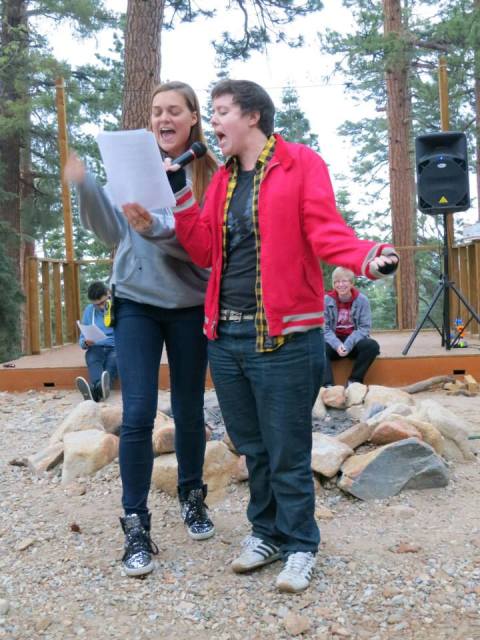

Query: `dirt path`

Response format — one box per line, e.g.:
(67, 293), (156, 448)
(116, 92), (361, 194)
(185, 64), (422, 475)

(0, 389), (479, 640)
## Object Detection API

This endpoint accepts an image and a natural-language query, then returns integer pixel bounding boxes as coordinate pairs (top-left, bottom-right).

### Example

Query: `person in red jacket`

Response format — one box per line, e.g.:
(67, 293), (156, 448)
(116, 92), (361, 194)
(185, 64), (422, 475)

(124, 79), (398, 593)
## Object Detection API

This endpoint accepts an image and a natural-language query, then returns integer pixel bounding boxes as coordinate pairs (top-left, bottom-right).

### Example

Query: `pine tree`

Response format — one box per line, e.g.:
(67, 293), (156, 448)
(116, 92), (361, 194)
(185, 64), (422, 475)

(275, 86), (320, 151)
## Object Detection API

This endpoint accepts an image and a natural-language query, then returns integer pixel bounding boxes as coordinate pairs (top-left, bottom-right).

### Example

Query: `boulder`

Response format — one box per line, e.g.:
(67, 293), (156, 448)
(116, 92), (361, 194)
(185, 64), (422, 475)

(345, 382), (368, 407)
(338, 438), (449, 500)
(223, 431), (237, 454)
(50, 400), (104, 445)
(336, 422), (375, 450)
(152, 441), (238, 498)
(364, 386), (414, 409)
(62, 430), (119, 484)
(371, 420), (423, 445)
(27, 442), (64, 475)
(320, 385), (346, 409)
(154, 410), (175, 430)
(396, 414), (444, 456)
(365, 402), (414, 428)
(232, 455), (249, 482)
(100, 404), (122, 435)
(415, 399), (476, 462)
(346, 405), (365, 421)
(152, 425), (176, 455)
(312, 391), (327, 419)
(311, 433), (353, 478)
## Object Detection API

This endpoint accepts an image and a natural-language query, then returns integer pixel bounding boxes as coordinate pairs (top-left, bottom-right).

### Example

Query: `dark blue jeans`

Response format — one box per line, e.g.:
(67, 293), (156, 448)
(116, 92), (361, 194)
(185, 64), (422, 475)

(114, 298), (207, 523)
(85, 345), (118, 388)
(323, 337), (380, 385)
(208, 321), (324, 556)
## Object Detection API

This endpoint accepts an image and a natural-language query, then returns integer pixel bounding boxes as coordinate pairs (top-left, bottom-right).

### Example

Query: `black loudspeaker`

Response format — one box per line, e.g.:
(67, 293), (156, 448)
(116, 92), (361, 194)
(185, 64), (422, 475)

(415, 132), (470, 214)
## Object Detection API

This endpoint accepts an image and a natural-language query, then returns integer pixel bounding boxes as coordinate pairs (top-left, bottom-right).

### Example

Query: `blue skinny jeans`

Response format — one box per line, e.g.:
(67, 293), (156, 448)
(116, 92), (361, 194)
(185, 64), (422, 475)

(114, 298), (207, 523)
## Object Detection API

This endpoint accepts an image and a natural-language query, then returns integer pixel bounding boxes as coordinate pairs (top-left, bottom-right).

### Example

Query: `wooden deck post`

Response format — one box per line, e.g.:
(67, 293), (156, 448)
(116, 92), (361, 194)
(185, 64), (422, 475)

(41, 261), (52, 349)
(27, 258), (40, 355)
(52, 262), (64, 346)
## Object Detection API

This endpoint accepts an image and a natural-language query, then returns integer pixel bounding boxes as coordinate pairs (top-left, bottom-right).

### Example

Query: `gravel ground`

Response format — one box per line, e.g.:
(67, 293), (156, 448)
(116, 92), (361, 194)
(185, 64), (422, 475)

(0, 389), (479, 640)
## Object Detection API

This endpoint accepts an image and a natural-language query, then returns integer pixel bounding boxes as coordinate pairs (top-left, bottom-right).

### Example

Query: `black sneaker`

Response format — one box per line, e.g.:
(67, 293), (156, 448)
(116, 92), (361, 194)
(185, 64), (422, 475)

(75, 376), (93, 401)
(101, 371), (111, 400)
(120, 513), (159, 577)
(180, 485), (215, 540)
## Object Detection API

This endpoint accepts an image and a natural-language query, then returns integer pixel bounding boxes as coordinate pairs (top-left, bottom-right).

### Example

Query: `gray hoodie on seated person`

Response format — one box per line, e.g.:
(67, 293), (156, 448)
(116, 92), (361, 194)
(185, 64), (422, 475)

(77, 173), (209, 309)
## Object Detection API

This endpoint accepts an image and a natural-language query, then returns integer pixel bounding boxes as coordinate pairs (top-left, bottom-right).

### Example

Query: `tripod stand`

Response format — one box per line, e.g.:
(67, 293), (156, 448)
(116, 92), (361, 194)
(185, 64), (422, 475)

(402, 213), (480, 355)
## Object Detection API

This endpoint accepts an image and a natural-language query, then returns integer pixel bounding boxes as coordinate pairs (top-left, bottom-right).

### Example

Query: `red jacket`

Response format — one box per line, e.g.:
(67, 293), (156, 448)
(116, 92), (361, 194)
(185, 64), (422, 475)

(174, 134), (395, 340)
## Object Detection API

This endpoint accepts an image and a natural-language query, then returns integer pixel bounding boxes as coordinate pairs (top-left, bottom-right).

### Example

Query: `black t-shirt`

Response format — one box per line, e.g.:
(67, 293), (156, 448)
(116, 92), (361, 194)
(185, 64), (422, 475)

(219, 169), (257, 312)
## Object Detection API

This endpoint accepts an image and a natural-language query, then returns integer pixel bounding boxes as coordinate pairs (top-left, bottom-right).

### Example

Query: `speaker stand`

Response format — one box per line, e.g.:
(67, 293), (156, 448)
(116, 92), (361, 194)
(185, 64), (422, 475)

(402, 213), (480, 355)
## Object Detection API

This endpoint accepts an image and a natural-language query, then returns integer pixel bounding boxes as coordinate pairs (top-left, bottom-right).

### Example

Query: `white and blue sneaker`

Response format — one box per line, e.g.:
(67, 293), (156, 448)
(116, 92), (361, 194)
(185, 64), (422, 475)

(231, 535), (281, 573)
(276, 551), (316, 592)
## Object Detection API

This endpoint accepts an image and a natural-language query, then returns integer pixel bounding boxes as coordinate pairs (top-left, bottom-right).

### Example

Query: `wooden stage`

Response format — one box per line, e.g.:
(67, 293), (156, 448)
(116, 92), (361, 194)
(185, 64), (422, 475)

(1, 330), (480, 392)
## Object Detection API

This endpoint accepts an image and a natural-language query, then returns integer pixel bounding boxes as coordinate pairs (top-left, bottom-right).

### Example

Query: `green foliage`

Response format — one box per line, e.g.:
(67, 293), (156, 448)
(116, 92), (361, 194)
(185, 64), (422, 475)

(275, 86), (320, 150)
(0, 222), (24, 361)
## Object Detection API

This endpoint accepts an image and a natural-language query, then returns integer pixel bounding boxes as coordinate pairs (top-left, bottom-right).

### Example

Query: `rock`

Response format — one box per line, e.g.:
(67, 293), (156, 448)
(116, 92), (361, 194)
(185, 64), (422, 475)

(232, 455), (249, 482)
(99, 404), (122, 435)
(62, 430), (119, 484)
(63, 482), (87, 497)
(27, 442), (64, 474)
(50, 401), (104, 445)
(345, 405), (364, 421)
(152, 441), (238, 498)
(364, 386), (414, 409)
(312, 391), (327, 418)
(397, 415), (444, 456)
(315, 505), (334, 520)
(15, 537), (36, 551)
(223, 431), (237, 454)
(338, 438), (449, 500)
(391, 541), (421, 553)
(284, 612), (311, 636)
(154, 410), (175, 430)
(311, 433), (353, 478)
(0, 599), (9, 615)
(415, 399), (476, 462)
(336, 422), (375, 450)
(371, 420), (423, 445)
(365, 402), (415, 428)
(152, 425), (175, 455)
(321, 385), (346, 409)
(345, 382), (368, 407)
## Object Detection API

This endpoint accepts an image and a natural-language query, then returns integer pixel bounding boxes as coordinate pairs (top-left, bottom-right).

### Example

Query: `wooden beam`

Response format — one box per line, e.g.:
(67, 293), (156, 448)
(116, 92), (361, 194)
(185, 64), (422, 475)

(41, 261), (52, 349)
(52, 262), (64, 346)
(27, 259), (40, 355)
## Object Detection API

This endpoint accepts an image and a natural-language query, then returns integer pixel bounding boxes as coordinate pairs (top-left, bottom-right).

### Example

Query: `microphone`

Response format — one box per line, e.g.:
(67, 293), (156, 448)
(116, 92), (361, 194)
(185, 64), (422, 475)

(171, 142), (207, 168)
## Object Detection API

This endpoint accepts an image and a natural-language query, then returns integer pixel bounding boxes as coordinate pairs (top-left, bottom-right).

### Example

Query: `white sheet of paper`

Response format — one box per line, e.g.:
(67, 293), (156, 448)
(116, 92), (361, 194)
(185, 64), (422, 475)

(96, 129), (176, 210)
(77, 321), (107, 343)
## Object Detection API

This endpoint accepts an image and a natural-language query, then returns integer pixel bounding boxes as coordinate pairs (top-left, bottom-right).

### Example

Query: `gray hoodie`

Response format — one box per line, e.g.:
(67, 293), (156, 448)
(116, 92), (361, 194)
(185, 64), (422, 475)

(77, 173), (208, 308)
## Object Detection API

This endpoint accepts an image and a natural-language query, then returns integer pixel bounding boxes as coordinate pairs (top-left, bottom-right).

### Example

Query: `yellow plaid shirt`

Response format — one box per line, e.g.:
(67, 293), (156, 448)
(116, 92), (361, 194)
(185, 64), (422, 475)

(222, 135), (287, 352)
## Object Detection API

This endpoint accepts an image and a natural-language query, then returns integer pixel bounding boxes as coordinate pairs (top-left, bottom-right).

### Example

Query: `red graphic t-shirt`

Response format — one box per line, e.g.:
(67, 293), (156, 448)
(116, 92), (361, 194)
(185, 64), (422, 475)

(327, 288), (360, 338)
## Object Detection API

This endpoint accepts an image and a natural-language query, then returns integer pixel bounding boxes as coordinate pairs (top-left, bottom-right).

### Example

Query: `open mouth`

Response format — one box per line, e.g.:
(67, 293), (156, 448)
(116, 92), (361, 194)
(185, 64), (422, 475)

(160, 128), (176, 143)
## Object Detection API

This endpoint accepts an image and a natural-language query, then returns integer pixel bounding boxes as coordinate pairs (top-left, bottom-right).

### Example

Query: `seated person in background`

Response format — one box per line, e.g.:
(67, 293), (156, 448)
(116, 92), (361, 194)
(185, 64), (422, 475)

(323, 267), (379, 387)
(76, 281), (117, 402)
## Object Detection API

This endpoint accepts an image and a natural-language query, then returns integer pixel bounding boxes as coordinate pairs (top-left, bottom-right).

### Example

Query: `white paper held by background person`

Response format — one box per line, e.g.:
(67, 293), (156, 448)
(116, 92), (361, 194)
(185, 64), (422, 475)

(77, 321), (108, 343)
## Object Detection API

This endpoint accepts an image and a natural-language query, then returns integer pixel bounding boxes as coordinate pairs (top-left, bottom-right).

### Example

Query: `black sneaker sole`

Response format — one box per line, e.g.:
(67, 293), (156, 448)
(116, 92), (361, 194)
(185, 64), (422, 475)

(75, 377), (93, 401)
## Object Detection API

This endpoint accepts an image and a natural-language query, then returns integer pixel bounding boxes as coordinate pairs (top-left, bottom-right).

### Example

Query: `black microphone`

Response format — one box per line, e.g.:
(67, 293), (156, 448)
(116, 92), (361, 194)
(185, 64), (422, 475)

(171, 142), (207, 168)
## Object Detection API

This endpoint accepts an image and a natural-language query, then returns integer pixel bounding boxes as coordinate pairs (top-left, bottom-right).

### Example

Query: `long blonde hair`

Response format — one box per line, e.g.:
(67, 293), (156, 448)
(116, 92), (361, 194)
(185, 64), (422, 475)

(150, 81), (218, 203)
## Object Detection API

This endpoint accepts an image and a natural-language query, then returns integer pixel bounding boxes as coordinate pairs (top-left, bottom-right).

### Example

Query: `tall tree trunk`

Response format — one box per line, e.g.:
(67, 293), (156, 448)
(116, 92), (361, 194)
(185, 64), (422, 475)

(475, 0), (480, 221)
(383, 0), (418, 329)
(122, 0), (165, 129)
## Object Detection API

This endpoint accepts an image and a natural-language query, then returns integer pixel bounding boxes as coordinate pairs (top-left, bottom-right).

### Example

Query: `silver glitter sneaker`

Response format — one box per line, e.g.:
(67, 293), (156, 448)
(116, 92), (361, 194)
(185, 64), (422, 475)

(120, 513), (158, 577)
(276, 551), (316, 593)
(231, 535), (281, 573)
(180, 486), (215, 540)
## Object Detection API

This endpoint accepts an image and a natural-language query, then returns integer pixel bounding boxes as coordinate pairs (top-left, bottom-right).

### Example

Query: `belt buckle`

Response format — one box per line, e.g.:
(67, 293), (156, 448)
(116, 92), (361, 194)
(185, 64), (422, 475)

(229, 310), (242, 322)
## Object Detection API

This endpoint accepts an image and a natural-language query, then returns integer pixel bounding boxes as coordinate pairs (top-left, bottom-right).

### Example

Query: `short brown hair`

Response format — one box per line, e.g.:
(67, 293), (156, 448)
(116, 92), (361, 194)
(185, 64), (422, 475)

(211, 79), (275, 137)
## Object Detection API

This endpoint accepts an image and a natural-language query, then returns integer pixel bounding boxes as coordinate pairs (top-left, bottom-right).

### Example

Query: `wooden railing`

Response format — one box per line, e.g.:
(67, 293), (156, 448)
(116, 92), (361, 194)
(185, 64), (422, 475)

(24, 241), (480, 354)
